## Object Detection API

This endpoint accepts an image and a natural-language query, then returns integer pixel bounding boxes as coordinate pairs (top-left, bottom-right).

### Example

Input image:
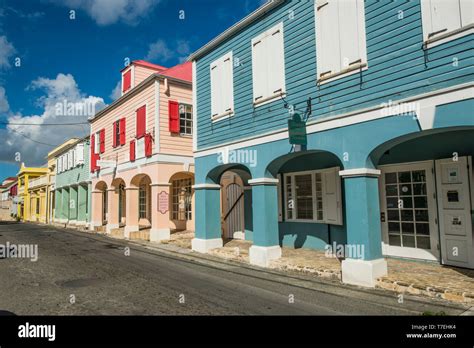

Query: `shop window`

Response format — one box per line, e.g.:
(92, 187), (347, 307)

(172, 178), (192, 221)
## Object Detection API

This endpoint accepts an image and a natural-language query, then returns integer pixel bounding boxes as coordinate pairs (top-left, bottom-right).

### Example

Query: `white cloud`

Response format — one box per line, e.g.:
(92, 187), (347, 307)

(145, 39), (191, 63)
(50, 0), (160, 26)
(110, 81), (121, 101)
(0, 86), (9, 113)
(0, 36), (16, 69)
(0, 73), (105, 166)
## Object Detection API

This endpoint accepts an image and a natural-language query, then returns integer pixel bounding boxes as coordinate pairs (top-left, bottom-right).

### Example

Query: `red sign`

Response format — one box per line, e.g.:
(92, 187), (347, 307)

(158, 191), (169, 214)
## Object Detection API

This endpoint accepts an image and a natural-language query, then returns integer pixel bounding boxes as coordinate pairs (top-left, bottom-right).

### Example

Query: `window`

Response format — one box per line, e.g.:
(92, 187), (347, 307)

(283, 167), (342, 225)
(76, 143), (84, 165)
(136, 105), (146, 138)
(123, 69), (131, 93)
(210, 52), (234, 120)
(139, 185), (147, 219)
(94, 131), (101, 154)
(172, 178), (192, 220)
(179, 104), (193, 135)
(315, 0), (367, 82)
(421, 0), (473, 47)
(251, 22), (286, 105)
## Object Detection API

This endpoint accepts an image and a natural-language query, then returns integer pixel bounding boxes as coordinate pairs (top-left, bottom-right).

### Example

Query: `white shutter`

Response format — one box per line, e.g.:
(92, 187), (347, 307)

(68, 150), (73, 169)
(338, 0), (360, 68)
(252, 37), (267, 102)
(62, 154), (67, 172)
(222, 54), (234, 113)
(210, 61), (222, 117)
(322, 167), (342, 225)
(460, 0), (474, 27)
(267, 24), (285, 96)
(316, 0), (341, 77)
(429, 0), (461, 36)
(57, 158), (61, 173)
(76, 144), (84, 165)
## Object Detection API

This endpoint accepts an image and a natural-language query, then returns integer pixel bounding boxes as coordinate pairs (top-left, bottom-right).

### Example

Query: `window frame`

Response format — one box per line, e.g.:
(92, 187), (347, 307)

(283, 167), (341, 224)
(315, 0), (368, 84)
(179, 103), (193, 136)
(251, 22), (286, 107)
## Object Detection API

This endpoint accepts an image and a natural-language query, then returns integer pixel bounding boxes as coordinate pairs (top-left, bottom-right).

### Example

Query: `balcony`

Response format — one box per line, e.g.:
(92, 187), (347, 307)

(29, 175), (49, 189)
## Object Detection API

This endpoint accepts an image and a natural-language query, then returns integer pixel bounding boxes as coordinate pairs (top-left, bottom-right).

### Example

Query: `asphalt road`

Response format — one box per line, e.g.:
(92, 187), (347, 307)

(0, 221), (469, 315)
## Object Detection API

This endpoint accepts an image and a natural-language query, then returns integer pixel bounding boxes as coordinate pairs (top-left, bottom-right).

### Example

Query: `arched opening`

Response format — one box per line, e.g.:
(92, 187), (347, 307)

(169, 172), (195, 231)
(266, 150), (345, 251)
(368, 128), (474, 269)
(111, 178), (126, 227)
(130, 174), (152, 229)
(94, 181), (108, 225)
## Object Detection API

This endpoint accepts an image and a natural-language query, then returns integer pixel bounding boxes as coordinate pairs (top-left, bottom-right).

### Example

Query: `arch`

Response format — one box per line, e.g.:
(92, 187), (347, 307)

(129, 173), (152, 228)
(94, 181), (108, 191)
(206, 163), (252, 185)
(169, 171), (195, 231)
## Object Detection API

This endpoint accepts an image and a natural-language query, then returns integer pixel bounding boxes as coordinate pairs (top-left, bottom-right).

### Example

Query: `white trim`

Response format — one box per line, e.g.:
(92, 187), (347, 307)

(341, 258), (387, 288)
(150, 182), (172, 187)
(339, 168), (381, 178)
(424, 26), (474, 49)
(154, 79), (160, 153)
(194, 83), (474, 158)
(192, 238), (223, 253)
(192, 183), (221, 190)
(192, 61), (197, 152)
(249, 245), (282, 267)
(248, 178), (279, 185)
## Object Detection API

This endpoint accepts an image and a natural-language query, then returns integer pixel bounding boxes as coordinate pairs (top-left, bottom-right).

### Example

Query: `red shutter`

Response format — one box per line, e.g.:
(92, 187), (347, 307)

(113, 121), (118, 148)
(119, 118), (126, 145)
(123, 70), (131, 92)
(136, 105), (146, 138)
(145, 133), (153, 157)
(90, 134), (95, 172)
(99, 128), (105, 153)
(169, 101), (180, 133)
(130, 140), (136, 162)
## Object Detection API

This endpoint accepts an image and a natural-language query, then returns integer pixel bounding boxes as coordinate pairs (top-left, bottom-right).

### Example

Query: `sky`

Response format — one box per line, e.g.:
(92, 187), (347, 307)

(0, 0), (266, 179)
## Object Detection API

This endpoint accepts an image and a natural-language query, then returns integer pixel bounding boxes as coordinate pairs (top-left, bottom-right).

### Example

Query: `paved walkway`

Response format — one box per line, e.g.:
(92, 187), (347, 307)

(163, 232), (474, 304)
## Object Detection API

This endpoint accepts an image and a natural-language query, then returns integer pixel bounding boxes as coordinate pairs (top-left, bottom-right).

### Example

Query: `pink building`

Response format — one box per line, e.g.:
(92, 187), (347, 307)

(89, 60), (194, 241)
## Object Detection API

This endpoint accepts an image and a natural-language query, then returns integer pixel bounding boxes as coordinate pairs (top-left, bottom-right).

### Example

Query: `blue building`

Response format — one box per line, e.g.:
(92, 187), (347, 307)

(188, 0), (474, 287)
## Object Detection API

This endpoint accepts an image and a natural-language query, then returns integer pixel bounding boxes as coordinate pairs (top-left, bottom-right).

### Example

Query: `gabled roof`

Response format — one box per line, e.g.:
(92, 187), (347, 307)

(160, 62), (192, 82)
(187, 0), (282, 61)
(121, 60), (167, 72)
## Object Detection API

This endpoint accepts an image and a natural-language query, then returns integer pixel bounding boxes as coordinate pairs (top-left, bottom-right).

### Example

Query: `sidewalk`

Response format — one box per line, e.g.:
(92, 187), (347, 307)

(158, 231), (474, 304)
(71, 225), (474, 304)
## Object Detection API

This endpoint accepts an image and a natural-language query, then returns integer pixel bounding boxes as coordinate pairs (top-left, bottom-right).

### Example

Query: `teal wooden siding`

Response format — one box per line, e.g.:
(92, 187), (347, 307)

(195, 0), (474, 150)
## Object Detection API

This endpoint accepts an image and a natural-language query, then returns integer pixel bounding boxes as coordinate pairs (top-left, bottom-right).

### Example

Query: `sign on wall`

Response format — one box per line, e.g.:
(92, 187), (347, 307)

(288, 113), (307, 145)
(158, 191), (169, 214)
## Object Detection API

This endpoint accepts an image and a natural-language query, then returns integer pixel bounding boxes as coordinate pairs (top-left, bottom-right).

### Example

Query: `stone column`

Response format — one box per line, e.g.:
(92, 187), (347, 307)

(124, 187), (139, 239)
(61, 188), (70, 223)
(54, 188), (62, 223)
(150, 182), (172, 242)
(69, 185), (78, 224)
(339, 168), (388, 287)
(77, 185), (88, 226)
(90, 190), (103, 228)
(106, 188), (119, 234)
(191, 184), (223, 252)
(248, 178), (282, 267)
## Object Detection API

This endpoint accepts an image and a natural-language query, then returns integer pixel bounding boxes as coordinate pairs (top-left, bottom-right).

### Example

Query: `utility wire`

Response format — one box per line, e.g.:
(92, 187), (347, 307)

(7, 128), (58, 147)
(0, 122), (90, 126)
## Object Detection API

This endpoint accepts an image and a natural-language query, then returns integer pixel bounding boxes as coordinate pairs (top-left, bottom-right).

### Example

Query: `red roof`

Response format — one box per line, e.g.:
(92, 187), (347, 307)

(160, 62), (192, 82)
(121, 60), (167, 72)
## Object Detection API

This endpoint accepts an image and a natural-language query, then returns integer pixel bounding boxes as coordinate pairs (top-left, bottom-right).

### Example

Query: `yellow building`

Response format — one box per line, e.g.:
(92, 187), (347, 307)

(17, 164), (48, 222)
(18, 139), (78, 223)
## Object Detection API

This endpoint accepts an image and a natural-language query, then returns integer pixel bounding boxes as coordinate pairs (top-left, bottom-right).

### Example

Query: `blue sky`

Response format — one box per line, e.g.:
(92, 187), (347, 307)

(0, 0), (265, 179)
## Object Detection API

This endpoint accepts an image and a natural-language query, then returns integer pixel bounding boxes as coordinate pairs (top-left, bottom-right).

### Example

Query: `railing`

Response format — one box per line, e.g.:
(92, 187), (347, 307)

(28, 175), (49, 189)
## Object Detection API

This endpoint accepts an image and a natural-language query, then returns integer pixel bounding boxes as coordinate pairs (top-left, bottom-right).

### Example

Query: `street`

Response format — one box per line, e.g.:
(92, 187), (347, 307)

(0, 222), (469, 315)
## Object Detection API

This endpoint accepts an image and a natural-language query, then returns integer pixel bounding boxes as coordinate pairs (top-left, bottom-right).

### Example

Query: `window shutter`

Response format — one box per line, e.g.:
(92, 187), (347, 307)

(429, 0), (460, 35)
(99, 128), (105, 153)
(136, 105), (146, 138)
(222, 55), (234, 113)
(90, 134), (96, 172)
(76, 144), (84, 165)
(169, 100), (180, 133)
(210, 63), (221, 117)
(266, 26), (285, 96)
(130, 140), (136, 162)
(252, 38), (266, 102)
(338, 0), (360, 69)
(71, 149), (76, 167)
(277, 173), (282, 222)
(123, 70), (131, 92)
(460, 0), (473, 27)
(322, 168), (342, 225)
(119, 118), (126, 145)
(145, 133), (153, 157)
(113, 121), (118, 148)
(136, 137), (145, 159)
(57, 158), (61, 173)
(316, 0), (341, 77)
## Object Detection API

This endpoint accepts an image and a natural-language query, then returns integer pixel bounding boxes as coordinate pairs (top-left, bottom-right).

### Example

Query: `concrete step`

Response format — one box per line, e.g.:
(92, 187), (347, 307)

(129, 229), (150, 241)
(110, 227), (124, 239)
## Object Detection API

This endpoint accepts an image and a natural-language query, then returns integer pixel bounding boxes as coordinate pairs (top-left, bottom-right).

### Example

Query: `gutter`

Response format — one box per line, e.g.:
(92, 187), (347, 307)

(187, 0), (283, 62)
